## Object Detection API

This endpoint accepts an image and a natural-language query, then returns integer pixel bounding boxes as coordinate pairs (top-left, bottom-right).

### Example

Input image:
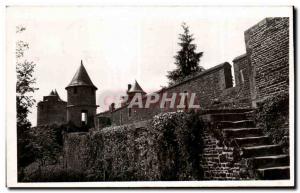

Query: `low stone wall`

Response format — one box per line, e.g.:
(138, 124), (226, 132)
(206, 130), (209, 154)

(201, 127), (248, 180)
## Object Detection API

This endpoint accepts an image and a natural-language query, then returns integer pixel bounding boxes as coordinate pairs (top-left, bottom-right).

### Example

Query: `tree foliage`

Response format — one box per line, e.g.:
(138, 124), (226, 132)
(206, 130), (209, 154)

(167, 23), (204, 85)
(16, 25), (39, 170)
(29, 125), (62, 166)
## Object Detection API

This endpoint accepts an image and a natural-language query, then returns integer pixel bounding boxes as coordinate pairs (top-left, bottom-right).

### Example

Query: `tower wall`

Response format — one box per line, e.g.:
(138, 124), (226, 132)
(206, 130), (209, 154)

(66, 86), (97, 127)
(37, 96), (67, 126)
(244, 17), (289, 105)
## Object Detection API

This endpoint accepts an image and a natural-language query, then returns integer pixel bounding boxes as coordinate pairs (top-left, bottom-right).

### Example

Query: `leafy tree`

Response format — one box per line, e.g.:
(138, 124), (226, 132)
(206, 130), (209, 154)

(29, 125), (62, 166)
(16, 25), (38, 170)
(167, 23), (204, 84)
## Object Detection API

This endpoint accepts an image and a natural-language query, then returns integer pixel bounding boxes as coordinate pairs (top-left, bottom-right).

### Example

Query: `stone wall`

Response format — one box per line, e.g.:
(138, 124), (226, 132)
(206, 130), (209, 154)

(201, 128), (248, 180)
(207, 54), (253, 109)
(96, 62), (238, 127)
(245, 17), (289, 105)
(165, 62), (233, 108)
(233, 53), (251, 99)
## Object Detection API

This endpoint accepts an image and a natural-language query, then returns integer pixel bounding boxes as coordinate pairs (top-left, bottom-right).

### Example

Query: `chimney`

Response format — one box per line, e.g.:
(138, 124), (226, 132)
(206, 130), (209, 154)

(109, 103), (115, 112)
(121, 96), (125, 107)
(127, 84), (132, 92)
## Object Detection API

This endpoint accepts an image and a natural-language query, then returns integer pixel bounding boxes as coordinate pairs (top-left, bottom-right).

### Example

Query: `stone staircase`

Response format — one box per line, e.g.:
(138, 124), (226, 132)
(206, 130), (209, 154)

(201, 109), (290, 180)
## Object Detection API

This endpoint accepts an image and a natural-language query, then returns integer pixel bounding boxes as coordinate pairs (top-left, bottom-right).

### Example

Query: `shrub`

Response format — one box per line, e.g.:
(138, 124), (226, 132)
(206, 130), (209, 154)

(23, 164), (85, 182)
(65, 111), (205, 181)
(256, 92), (289, 148)
(83, 123), (156, 181)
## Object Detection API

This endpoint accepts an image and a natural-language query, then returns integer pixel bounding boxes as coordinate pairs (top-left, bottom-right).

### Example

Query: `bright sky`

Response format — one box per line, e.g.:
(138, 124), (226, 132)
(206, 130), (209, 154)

(6, 6), (292, 126)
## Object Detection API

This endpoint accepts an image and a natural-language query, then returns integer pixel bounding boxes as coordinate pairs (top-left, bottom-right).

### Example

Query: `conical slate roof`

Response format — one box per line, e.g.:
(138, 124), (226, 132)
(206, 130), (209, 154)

(49, 90), (55, 95)
(54, 89), (63, 101)
(46, 89), (65, 102)
(128, 80), (146, 94)
(66, 60), (97, 90)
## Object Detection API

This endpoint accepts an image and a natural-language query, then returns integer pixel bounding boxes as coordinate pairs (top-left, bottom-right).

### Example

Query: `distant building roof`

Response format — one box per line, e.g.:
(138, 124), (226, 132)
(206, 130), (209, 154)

(46, 89), (65, 102)
(49, 90), (55, 95)
(66, 60), (97, 90)
(128, 80), (146, 94)
(54, 89), (64, 101)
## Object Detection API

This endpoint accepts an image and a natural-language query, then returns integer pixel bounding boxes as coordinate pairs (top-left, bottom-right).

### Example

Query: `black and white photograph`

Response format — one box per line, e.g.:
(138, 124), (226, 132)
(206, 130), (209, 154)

(5, 5), (294, 188)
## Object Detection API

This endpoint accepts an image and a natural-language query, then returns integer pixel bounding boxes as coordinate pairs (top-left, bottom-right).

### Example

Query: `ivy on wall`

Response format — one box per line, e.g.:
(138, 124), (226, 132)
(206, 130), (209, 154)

(151, 111), (204, 180)
(256, 92), (289, 151)
(84, 111), (204, 181)
(23, 111), (205, 182)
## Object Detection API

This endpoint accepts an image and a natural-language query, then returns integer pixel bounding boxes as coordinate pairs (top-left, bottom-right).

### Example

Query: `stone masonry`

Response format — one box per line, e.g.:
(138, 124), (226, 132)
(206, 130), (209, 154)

(245, 17), (289, 105)
(37, 90), (67, 126)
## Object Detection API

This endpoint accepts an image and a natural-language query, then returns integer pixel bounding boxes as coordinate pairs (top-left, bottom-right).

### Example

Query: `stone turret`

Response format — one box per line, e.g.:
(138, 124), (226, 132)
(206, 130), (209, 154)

(127, 80), (146, 102)
(37, 89), (67, 126)
(65, 60), (98, 127)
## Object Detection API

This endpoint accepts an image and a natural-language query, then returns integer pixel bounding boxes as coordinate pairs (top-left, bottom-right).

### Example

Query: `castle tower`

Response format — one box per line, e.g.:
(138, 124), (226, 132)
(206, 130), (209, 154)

(127, 80), (146, 101)
(37, 89), (67, 126)
(121, 80), (146, 106)
(65, 60), (98, 127)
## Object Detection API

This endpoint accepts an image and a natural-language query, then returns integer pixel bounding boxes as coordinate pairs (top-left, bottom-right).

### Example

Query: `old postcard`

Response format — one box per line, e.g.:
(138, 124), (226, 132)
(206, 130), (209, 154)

(6, 6), (294, 187)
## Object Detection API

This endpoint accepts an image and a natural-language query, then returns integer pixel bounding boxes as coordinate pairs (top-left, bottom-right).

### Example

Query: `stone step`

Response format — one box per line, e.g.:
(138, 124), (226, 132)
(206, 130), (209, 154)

(234, 136), (271, 147)
(201, 113), (247, 122)
(241, 144), (283, 158)
(217, 120), (256, 129)
(223, 128), (263, 138)
(256, 166), (290, 180)
(252, 154), (290, 169)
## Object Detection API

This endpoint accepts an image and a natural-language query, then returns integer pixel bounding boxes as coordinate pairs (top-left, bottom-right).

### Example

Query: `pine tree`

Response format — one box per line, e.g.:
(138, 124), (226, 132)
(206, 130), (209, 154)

(167, 23), (204, 84)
